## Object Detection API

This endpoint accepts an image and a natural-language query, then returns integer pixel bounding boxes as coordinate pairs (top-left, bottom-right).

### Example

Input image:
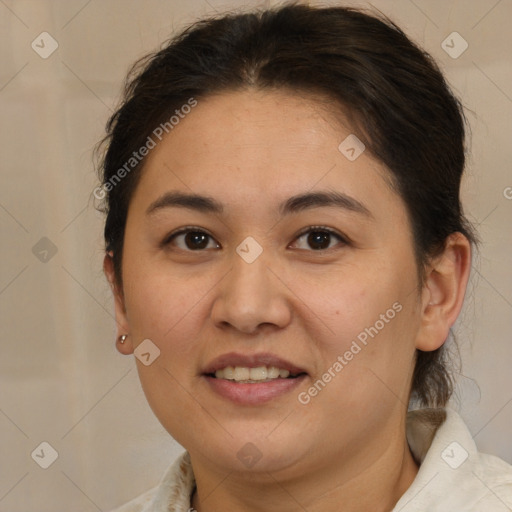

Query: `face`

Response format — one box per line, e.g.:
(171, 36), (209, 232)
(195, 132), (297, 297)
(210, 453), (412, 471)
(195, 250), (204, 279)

(111, 90), (428, 480)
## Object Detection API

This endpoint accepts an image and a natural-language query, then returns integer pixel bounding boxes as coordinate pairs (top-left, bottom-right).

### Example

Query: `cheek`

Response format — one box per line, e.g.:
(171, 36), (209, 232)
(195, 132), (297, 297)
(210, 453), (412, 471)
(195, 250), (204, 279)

(290, 262), (413, 349)
(121, 256), (214, 355)
(293, 263), (420, 399)
(121, 258), (215, 439)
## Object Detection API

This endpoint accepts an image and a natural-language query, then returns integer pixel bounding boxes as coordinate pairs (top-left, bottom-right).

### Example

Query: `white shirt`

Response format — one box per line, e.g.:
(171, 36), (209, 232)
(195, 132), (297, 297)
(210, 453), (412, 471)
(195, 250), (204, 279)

(110, 408), (512, 511)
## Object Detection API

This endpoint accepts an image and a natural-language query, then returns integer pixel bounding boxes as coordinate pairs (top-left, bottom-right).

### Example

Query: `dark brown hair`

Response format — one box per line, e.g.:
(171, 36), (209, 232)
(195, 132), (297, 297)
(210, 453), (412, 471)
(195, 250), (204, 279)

(96, 2), (476, 408)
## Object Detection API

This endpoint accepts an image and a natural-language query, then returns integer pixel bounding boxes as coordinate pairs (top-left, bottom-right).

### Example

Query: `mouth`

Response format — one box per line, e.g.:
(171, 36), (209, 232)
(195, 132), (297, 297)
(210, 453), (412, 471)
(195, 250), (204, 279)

(202, 353), (308, 405)
(208, 365), (306, 383)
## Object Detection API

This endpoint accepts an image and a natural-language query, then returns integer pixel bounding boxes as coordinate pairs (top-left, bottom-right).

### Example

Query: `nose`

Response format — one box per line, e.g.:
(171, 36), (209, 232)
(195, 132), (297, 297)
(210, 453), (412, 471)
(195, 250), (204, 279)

(210, 250), (292, 335)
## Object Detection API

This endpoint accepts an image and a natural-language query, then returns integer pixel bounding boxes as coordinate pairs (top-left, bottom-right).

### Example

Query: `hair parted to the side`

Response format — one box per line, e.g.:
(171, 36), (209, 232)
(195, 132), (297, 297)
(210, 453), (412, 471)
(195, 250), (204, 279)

(95, 1), (477, 409)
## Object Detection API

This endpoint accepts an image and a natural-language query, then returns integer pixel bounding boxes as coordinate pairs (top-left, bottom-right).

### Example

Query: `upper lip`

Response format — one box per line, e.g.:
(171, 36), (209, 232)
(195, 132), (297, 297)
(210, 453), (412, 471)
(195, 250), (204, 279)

(202, 352), (307, 376)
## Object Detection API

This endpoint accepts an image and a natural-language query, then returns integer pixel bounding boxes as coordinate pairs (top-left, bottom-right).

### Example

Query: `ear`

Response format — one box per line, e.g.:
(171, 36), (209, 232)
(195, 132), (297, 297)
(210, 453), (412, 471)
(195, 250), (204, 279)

(103, 252), (134, 355)
(415, 233), (472, 351)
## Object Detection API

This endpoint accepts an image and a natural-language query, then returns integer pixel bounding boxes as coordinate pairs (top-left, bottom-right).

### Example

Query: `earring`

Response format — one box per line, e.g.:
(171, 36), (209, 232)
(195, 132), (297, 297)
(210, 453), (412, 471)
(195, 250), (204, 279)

(119, 334), (128, 344)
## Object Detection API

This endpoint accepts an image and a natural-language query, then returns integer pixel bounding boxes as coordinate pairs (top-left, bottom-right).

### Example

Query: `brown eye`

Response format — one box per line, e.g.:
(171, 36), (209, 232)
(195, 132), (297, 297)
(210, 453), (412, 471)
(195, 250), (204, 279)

(292, 227), (347, 251)
(307, 231), (331, 250)
(183, 231), (210, 250)
(165, 229), (220, 251)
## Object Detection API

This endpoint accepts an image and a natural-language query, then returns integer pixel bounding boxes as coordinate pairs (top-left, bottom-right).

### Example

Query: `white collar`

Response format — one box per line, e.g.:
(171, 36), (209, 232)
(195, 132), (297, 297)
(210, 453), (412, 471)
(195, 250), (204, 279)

(130, 408), (512, 512)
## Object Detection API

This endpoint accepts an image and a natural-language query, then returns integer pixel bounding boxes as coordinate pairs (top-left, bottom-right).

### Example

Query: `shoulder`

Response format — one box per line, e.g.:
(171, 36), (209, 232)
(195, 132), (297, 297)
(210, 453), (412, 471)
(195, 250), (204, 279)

(473, 450), (512, 509)
(107, 451), (195, 512)
(396, 407), (512, 511)
(108, 487), (158, 512)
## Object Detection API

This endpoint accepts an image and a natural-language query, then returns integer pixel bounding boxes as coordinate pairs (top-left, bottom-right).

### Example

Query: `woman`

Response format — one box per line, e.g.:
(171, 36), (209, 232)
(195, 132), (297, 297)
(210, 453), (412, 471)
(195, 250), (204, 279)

(96, 3), (512, 511)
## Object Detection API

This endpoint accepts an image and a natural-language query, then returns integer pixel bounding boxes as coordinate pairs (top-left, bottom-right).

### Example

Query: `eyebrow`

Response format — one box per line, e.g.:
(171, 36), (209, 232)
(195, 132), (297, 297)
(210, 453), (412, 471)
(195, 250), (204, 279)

(147, 191), (224, 215)
(280, 190), (372, 218)
(146, 190), (372, 218)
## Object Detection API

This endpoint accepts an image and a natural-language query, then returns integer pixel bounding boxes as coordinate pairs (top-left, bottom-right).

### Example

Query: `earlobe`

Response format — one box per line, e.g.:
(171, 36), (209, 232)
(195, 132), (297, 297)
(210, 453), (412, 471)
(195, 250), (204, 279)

(116, 333), (134, 355)
(103, 253), (134, 355)
(415, 233), (471, 352)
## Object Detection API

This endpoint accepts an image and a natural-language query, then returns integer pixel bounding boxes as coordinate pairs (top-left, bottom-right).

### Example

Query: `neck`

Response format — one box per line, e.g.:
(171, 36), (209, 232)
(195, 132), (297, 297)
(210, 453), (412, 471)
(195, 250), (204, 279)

(190, 421), (419, 512)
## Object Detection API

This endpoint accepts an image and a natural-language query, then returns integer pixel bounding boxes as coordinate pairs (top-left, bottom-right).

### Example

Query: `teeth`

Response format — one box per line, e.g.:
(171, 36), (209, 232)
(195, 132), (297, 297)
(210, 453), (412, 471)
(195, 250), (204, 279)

(267, 367), (280, 378)
(213, 365), (296, 382)
(250, 367), (267, 380)
(223, 366), (234, 379)
(233, 367), (250, 381)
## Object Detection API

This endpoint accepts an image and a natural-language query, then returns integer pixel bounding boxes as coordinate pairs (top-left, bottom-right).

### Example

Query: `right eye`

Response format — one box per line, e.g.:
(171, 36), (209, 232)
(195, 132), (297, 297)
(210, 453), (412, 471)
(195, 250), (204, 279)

(163, 228), (221, 251)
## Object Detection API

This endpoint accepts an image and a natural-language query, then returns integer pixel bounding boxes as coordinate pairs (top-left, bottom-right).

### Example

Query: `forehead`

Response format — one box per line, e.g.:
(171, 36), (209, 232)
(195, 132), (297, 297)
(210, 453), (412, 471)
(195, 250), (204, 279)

(131, 89), (403, 222)
(162, 89), (355, 162)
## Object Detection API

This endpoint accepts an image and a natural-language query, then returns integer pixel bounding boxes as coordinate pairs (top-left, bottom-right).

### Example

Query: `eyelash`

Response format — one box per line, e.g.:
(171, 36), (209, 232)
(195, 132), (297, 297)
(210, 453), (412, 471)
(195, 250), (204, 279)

(162, 225), (349, 252)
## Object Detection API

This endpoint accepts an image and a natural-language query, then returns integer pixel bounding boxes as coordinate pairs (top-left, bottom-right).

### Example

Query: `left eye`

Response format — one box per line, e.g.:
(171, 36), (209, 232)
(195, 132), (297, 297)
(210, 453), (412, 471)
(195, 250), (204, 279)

(292, 227), (346, 251)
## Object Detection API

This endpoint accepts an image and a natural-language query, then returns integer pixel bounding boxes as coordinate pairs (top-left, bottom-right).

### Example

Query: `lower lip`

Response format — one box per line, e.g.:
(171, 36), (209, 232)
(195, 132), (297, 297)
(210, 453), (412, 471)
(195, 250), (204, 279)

(204, 375), (307, 405)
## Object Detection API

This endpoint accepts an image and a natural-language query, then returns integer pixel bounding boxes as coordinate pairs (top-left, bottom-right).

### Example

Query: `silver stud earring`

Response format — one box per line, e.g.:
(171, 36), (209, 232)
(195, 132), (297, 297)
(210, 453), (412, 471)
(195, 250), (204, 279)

(119, 334), (128, 344)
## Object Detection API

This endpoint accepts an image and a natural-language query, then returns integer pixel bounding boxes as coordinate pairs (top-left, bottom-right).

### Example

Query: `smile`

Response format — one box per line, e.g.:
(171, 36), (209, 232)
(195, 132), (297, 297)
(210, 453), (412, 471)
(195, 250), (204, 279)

(202, 353), (308, 405)
(212, 365), (302, 382)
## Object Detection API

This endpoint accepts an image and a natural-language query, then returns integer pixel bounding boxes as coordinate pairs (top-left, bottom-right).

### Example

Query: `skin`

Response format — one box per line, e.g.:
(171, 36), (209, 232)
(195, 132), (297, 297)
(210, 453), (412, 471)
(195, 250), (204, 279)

(104, 89), (471, 512)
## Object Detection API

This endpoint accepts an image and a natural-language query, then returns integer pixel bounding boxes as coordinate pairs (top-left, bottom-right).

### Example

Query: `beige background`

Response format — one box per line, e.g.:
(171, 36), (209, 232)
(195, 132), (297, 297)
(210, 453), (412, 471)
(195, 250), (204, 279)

(0, 0), (511, 510)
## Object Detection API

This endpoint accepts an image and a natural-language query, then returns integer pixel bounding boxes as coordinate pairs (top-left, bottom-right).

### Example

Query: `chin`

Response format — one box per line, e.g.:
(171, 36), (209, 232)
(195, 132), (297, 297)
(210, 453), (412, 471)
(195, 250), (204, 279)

(185, 427), (312, 477)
